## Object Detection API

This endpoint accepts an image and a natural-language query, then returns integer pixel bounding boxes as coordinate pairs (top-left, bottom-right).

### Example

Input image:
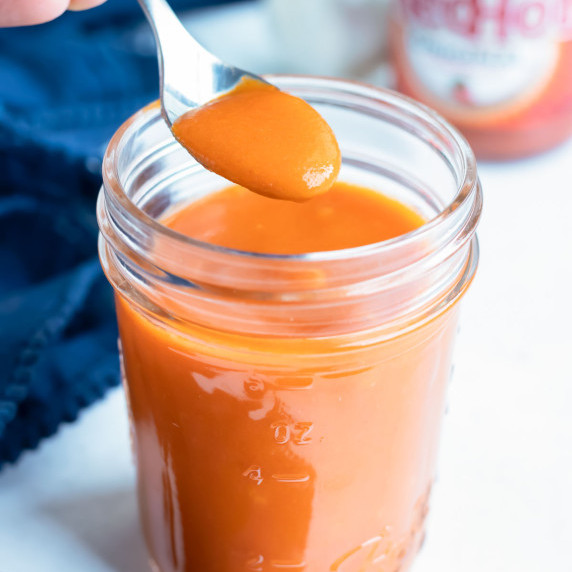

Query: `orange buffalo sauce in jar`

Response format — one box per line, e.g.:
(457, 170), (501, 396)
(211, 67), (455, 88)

(162, 182), (423, 254)
(391, 0), (572, 159)
(98, 77), (481, 572)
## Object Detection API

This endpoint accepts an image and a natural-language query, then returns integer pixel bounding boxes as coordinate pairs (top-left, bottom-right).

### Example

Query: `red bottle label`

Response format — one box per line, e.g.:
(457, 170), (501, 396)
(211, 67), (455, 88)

(398, 0), (570, 111)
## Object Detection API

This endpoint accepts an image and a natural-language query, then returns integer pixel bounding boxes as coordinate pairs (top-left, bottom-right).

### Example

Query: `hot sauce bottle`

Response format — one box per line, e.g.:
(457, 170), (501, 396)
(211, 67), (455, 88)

(391, 0), (572, 158)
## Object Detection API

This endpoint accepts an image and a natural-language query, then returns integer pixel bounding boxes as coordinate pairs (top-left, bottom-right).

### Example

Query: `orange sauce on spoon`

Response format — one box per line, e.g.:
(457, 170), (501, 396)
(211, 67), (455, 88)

(172, 78), (341, 201)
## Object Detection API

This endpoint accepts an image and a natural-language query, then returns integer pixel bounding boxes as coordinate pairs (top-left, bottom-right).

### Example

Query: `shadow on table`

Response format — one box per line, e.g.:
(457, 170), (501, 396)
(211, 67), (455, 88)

(40, 487), (150, 572)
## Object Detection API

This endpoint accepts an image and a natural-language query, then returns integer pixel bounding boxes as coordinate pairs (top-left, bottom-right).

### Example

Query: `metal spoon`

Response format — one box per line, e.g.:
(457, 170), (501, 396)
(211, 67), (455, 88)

(137, 0), (268, 127)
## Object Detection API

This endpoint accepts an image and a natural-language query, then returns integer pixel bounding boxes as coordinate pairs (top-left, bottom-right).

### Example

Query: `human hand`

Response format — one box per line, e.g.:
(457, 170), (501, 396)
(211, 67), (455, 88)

(0, 0), (107, 27)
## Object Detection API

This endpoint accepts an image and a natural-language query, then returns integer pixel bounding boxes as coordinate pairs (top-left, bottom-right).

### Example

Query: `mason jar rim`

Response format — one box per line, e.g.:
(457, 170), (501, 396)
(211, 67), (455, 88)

(102, 74), (480, 264)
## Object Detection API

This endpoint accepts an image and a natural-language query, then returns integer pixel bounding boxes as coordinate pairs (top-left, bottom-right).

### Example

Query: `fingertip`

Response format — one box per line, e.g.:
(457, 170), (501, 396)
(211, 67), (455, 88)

(0, 0), (69, 26)
(67, 0), (107, 11)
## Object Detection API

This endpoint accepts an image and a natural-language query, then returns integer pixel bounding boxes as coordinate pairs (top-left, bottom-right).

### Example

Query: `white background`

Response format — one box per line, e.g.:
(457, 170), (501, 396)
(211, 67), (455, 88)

(1, 2), (571, 571)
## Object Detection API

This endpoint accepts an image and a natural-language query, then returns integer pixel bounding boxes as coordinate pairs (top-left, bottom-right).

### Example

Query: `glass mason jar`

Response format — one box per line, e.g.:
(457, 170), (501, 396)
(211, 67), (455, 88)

(97, 76), (482, 572)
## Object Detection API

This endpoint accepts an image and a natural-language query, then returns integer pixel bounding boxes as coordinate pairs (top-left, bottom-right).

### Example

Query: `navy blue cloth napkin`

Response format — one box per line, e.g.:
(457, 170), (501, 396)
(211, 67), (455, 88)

(0, 0), (242, 468)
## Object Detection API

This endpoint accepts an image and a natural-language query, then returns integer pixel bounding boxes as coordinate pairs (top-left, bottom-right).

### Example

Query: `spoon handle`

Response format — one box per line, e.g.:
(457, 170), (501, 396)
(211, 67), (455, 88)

(137, 0), (220, 121)
(136, 0), (267, 126)
(137, 0), (202, 52)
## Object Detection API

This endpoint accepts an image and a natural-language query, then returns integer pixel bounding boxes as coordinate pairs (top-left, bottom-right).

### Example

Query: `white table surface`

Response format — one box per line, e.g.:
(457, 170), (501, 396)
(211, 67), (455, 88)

(1, 2), (571, 571)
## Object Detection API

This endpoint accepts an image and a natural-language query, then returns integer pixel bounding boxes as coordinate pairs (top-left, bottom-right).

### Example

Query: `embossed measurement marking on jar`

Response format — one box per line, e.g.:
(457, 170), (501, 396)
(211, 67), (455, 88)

(244, 376), (266, 397)
(275, 376), (314, 390)
(246, 555), (306, 571)
(244, 375), (315, 395)
(242, 465), (264, 485)
(330, 528), (409, 571)
(271, 473), (310, 483)
(271, 422), (313, 445)
(270, 561), (307, 569)
(241, 466), (311, 485)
